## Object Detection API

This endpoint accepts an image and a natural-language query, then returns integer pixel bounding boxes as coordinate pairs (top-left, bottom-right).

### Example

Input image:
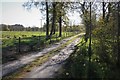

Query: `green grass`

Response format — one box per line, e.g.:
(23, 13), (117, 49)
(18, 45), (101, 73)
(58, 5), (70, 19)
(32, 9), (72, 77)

(2, 31), (78, 48)
(2, 33), (80, 79)
(56, 37), (120, 79)
(2, 31), (44, 38)
(2, 31), (45, 48)
(2, 31), (79, 63)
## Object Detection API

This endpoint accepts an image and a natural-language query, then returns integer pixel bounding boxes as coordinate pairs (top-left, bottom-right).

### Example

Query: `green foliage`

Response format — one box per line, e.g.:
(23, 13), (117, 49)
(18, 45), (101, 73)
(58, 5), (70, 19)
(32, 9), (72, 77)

(57, 38), (88, 78)
(57, 35), (120, 79)
(91, 8), (119, 78)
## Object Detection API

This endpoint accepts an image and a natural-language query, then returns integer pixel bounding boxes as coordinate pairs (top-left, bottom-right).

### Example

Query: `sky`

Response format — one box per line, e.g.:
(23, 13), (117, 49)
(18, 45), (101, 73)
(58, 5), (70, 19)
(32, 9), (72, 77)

(0, 0), (81, 27)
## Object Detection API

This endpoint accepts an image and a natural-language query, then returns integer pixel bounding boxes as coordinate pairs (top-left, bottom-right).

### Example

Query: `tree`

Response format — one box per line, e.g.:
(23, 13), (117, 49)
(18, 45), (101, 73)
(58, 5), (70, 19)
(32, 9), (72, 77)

(102, 2), (105, 20)
(23, 1), (71, 39)
(46, 1), (49, 40)
(59, 13), (62, 37)
(23, 0), (50, 39)
(57, 2), (63, 37)
(117, 1), (120, 68)
(79, 2), (91, 42)
(50, 2), (57, 36)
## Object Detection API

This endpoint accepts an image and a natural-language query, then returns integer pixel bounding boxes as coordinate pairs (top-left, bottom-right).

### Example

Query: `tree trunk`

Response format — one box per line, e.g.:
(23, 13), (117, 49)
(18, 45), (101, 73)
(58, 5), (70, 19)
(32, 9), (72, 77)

(59, 15), (62, 37)
(46, 2), (49, 40)
(53, 26), (56, 34)
(88, 2), (92, 79)
(105, 3), (111, 22)
(50, 2), (56, 36)
(103, 2), (105, 20)
(81, 2), (89, 42)
(117, 1), (120, 68)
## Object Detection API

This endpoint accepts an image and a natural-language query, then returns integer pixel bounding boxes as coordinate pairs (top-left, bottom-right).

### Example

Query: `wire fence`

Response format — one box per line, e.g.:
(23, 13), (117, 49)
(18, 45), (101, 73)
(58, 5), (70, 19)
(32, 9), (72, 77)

(2, 32), (78, 63)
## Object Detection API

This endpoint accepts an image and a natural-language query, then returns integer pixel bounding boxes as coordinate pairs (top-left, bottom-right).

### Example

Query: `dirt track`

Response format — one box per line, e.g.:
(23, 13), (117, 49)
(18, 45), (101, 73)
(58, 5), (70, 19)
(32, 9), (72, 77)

(1, 34), (82, 77)
(24, 37), (81, 78)
(1, 33), (85, 78)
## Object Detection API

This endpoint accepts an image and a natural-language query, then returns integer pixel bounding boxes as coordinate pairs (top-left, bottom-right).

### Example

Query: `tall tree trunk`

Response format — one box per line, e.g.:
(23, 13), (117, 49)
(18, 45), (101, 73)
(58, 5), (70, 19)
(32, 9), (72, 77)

(46, 2), (49, 40)
(81, 2), (89, 42)
(88, 2), (92, 79)
(50, 2), (56, 36)
(117, 1), (120, 68)
(106, 3), (111, 22)
(102, 2), (105, 20)
(53, 26), (56, 34)
(59, 16), (62, 37)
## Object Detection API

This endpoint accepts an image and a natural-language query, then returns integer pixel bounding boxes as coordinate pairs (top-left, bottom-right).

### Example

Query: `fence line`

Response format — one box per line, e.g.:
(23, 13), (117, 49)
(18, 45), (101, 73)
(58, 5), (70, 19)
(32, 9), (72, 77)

(2, 32), (78, 53)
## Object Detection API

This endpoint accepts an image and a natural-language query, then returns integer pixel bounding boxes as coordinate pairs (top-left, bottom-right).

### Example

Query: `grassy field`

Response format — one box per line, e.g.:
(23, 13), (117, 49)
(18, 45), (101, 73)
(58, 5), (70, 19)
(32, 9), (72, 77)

(2, 31), (78, 63)
(2, 31), (76, 48)
(2, 31), (45, 47)
(2, 31), (44, 38)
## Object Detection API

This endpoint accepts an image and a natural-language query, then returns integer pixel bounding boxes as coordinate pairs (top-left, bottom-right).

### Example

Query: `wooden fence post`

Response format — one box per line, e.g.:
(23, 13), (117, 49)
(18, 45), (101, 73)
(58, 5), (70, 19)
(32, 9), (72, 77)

(38, 36), (41, 50)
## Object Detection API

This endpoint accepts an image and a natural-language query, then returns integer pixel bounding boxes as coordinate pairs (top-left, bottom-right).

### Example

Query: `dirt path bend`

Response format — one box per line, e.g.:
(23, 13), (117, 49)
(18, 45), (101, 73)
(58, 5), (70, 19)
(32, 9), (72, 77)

(24, 36), (82, 78)
(1, 33), (84, 77)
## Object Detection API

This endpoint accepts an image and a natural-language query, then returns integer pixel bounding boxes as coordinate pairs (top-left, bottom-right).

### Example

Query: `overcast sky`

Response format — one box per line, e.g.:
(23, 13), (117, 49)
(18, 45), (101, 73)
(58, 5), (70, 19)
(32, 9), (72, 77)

(0, 0), (81, 27)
